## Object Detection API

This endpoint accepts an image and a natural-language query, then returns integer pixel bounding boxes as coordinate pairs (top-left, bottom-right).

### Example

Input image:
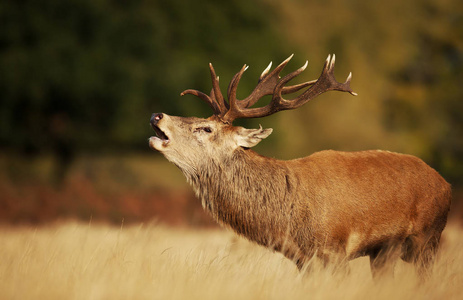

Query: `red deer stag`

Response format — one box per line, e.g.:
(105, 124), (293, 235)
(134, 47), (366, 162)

(149, 55), (451, 277)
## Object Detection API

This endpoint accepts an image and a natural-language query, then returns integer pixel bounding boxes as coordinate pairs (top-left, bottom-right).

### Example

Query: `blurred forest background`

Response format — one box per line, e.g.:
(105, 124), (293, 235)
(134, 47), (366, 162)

(1, 0), (462, 225)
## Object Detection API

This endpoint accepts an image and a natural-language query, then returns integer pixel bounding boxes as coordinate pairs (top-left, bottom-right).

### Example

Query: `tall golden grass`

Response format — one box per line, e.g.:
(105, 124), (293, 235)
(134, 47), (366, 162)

(1, 221), (461, 300)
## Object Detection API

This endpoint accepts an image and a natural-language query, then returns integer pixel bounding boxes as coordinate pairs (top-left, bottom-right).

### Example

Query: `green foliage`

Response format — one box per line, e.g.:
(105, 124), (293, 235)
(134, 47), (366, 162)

(381, 0), (463, 184)
(0, 0), (285, 154)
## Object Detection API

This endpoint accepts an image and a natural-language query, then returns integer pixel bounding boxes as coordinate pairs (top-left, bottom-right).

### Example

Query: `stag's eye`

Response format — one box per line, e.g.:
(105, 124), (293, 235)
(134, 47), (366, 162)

(193, 126), (213, 133)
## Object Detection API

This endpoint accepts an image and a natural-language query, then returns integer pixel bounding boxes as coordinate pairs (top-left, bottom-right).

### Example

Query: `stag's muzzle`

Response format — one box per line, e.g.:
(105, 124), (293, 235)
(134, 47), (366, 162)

(149, 113), (169, 150)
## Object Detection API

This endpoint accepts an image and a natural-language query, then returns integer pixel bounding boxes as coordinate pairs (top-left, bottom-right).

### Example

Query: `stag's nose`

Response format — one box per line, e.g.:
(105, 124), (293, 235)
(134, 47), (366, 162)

(150, 113), (163, 126)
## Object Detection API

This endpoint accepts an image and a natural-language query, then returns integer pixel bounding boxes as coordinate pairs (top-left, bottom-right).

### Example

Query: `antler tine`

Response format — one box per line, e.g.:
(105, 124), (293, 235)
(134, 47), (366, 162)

(180, 89), (221, 115)
(180, 63), (228, 116)
(280, 80), (317, 94)
(259, 61), (273, 81)
(346, 73), (358, 96)
(227, 64), (248, 115)
(226, 69), (242, 102)
(208, 63), (228, 113)
(227, 64), (248, 103)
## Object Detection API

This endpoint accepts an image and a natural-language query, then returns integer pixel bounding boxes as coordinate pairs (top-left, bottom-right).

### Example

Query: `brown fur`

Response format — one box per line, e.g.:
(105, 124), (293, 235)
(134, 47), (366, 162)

(149, 114), (451, 277)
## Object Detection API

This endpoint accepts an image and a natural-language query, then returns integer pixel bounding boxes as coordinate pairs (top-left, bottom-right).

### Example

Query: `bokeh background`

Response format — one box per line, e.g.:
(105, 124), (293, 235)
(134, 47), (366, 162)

(1, 0), (462, 226)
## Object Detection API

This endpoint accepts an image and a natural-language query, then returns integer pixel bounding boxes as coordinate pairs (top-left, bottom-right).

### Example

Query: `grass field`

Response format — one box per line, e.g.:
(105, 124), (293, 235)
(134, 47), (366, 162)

(1, 221), (462, 300)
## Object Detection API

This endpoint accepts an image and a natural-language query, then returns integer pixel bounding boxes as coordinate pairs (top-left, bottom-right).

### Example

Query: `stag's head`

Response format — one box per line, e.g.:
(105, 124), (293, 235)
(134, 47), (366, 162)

(149, 55), (356, 169)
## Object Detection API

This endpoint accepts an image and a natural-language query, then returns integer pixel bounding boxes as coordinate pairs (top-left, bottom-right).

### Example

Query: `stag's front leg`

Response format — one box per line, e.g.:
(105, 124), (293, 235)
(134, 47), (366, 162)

(368, 244), (401, 279)
(292, 252), (350, 276)
(275, 240), (313, 272)
(317, 251), (351, 276)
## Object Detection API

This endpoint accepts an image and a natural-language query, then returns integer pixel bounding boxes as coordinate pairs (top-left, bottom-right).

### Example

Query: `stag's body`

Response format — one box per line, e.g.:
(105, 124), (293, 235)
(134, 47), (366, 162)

(149, 55), (451, 277)
(182, 140), (450, 273)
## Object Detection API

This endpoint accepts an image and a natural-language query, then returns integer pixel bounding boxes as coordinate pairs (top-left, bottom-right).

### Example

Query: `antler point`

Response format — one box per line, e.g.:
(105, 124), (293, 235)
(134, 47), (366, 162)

(283, 54), (294, 64)
(330, 54), (336, 69)
(260, 61), (273, 79)
(302, 60), (308, 70)
(347, 72), (352, 81)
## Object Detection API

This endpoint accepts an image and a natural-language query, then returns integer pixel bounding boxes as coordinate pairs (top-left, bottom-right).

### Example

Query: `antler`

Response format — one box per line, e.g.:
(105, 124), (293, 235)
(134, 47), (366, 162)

(181, 54), (357, 124)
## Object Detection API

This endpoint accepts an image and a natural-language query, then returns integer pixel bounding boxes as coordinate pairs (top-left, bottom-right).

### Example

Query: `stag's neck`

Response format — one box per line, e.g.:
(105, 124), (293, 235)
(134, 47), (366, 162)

(182, 148), (295, 240)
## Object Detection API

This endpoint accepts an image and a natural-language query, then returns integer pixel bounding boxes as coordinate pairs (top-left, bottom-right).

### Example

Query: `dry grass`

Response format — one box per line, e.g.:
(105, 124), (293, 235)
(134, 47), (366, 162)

(1, 221), (462, 300)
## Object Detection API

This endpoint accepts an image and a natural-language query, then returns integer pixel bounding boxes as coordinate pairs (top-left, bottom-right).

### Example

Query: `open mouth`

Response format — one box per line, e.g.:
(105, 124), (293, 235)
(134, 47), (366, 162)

(151, 123), (169, 142)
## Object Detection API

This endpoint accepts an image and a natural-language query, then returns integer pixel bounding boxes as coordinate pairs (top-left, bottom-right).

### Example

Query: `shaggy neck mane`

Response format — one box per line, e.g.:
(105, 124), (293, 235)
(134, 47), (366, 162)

(182, 148), (294, 244)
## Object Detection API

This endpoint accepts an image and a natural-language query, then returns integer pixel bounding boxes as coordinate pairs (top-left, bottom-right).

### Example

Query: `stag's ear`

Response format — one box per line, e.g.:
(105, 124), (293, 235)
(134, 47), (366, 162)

(236, 126), (273, 148)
